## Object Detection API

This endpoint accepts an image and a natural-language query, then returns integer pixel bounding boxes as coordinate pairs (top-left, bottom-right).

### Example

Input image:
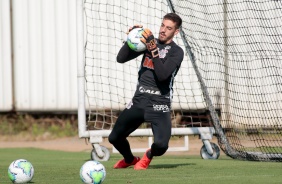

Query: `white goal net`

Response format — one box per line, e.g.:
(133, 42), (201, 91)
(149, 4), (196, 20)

(82, 0), (209, 130)
(77, 0), (282, 161)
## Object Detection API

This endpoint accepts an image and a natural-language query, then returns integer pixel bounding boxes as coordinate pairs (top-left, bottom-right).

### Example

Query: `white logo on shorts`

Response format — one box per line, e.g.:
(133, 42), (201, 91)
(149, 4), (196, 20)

(153, 104), (170, 112)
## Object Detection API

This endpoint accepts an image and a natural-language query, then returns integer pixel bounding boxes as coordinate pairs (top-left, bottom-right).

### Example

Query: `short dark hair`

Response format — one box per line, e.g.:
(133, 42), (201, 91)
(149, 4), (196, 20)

(163, 13), (182, 29)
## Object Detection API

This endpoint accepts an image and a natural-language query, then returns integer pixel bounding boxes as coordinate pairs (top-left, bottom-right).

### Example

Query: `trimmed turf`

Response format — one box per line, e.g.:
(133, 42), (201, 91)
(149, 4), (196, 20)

(1, 148), (282, 184)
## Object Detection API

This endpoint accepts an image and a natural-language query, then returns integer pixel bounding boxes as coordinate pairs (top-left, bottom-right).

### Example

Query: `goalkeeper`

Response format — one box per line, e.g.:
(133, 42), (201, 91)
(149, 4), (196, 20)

(109, 13), (184, 170)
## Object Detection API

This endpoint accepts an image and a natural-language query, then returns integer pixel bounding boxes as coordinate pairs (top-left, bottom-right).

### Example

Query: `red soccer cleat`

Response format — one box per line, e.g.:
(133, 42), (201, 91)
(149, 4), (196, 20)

(134, 149), (152, 170)
(113, 156), (140, 169)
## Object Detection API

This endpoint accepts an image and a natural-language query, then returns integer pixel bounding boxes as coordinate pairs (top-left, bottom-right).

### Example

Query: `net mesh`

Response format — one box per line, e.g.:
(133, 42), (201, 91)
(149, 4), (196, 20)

(83, 0), (282, 161)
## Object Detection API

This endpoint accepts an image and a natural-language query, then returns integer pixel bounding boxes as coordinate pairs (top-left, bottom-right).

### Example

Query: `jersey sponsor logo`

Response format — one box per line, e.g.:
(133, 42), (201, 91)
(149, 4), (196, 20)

(143, 56), (154, 69)
(153, 104), (170, 112)
(139, 86), (161, 95)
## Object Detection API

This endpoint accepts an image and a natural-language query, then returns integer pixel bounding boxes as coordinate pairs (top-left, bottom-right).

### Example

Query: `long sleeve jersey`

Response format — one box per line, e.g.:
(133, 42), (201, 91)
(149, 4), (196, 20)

(117, 39), (184, 99)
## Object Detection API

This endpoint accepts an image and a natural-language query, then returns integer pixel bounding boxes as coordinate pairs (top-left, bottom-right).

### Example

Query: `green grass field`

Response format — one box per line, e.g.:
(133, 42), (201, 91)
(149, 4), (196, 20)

(1, 148), (281, 184)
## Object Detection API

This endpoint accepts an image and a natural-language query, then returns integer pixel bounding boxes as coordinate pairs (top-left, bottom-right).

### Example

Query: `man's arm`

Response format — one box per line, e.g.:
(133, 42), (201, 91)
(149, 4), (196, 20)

(116, 43), (143, 63)
(152, 48), (184, 81)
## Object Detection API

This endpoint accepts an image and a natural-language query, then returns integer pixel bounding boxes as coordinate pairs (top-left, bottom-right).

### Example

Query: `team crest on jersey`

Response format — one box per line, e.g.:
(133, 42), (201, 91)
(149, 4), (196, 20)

(165, 45), (171, 50)
(159, 45), (171, 58)
(159, 49), (168, 58)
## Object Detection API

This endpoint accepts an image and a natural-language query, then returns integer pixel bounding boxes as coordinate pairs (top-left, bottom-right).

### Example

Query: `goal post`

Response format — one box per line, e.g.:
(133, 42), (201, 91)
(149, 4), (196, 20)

(77, 0), (282, 162)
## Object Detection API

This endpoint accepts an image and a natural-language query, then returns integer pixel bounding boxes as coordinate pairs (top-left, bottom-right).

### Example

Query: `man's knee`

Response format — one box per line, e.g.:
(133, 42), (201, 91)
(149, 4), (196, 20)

(152, 142), (168, 156)
(108, 133), (118, 145)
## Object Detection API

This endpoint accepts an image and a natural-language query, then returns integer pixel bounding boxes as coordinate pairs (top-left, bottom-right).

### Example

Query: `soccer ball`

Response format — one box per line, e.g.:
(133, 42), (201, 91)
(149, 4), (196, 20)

(8, 159), (34, 183)
(127, 27), (147, 52)
(80, 160), (106, 184)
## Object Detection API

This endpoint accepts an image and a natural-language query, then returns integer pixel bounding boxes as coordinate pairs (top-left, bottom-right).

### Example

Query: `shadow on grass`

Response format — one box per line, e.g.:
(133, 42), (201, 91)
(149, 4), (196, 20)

(150, 163), (196, 169)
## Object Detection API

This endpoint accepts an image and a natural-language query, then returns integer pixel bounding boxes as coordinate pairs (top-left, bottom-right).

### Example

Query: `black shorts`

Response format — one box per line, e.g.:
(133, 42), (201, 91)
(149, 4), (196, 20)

(111, 84), (172, 148)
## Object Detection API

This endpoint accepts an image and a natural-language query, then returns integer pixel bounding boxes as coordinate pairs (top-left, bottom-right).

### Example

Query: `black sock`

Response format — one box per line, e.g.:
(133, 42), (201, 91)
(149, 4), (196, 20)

(124, 156), (135, 164)
(146, 150), (153, 159)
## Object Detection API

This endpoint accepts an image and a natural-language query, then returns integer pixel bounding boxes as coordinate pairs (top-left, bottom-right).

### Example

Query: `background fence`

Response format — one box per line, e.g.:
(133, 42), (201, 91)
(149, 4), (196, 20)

(0, 0), (78, 112)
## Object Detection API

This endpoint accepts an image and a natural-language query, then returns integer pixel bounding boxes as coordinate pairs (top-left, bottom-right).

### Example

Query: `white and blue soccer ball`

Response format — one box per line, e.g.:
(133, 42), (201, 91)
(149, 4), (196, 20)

(80, 160), (106, 184)
(8, 159), (34, 183)
(127, 27), (147, 52)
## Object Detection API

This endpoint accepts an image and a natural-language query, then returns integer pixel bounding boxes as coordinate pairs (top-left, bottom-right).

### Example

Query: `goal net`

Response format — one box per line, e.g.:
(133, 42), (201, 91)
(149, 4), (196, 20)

(78, 0), (282, 161)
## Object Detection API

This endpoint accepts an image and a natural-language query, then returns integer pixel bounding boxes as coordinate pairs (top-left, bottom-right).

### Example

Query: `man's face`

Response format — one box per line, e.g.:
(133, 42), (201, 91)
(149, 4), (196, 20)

(158, 19), (179, 44)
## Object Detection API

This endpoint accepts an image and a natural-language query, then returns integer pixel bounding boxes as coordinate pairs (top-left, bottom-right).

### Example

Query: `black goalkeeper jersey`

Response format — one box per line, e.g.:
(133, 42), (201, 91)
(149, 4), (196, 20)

(117, 39), (184, 100)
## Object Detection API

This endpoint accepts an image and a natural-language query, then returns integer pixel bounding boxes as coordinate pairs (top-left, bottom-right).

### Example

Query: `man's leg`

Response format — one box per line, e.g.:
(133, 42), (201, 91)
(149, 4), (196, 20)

(108, 107), (144, 168)
(134, 111), (171, 170)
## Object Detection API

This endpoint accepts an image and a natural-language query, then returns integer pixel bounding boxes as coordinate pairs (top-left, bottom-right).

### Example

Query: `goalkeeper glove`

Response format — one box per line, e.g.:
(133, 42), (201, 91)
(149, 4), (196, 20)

(140, 28), (159, 58)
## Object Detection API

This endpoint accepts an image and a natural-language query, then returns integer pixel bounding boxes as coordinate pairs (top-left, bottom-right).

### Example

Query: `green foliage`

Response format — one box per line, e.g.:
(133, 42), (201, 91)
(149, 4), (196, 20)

(0, 114), (78, 139)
